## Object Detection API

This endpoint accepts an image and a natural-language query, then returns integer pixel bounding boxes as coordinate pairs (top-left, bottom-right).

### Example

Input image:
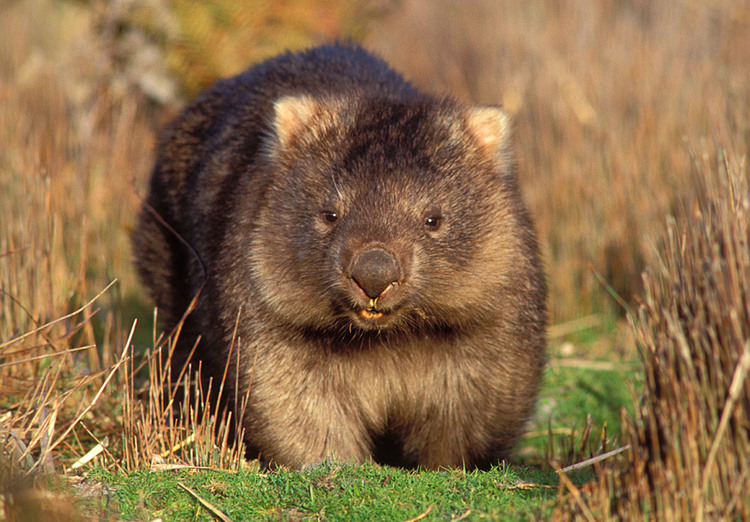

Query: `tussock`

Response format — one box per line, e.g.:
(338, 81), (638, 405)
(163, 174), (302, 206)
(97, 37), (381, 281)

(556, 145), (750, 520)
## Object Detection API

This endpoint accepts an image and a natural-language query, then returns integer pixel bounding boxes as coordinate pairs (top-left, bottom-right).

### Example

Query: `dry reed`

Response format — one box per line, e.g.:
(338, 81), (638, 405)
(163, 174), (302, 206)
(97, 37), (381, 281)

(556, 143), (750, 520)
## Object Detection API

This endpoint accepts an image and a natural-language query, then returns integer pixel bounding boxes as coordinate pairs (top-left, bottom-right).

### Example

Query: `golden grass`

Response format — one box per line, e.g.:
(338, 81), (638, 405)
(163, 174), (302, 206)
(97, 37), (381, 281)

(555, 143), (750, 520)
(1, 0), (154, 475)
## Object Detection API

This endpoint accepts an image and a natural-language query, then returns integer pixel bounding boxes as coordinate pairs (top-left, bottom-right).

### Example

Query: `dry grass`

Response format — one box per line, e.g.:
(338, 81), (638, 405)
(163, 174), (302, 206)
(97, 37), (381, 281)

(93, 0), (372, 103)
(1, 0), (151, 476)
(1, 0), (749, 518)
(119, 322), (250, 472)
(555, 142), (750, 520)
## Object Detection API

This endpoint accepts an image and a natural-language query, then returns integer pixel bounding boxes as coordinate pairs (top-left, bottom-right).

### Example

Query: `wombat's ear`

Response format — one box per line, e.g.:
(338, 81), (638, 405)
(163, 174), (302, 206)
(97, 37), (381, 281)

(465, 106), (511, 161)
(272, 95), (320, 149)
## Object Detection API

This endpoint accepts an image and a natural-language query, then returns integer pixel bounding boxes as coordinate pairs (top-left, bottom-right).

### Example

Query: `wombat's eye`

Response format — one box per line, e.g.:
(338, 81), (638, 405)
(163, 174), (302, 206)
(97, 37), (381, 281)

(424, 215), (442, 232)
(322, 211), (338, 224)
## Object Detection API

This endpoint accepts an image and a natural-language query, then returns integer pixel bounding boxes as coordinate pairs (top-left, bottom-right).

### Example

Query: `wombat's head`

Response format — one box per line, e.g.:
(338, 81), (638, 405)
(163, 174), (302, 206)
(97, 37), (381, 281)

(246, 94), (536, 337)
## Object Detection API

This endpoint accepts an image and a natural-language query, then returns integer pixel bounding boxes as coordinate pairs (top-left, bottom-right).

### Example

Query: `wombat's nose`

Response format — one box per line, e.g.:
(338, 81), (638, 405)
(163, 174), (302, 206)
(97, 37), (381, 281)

(350, 248), (400, 299)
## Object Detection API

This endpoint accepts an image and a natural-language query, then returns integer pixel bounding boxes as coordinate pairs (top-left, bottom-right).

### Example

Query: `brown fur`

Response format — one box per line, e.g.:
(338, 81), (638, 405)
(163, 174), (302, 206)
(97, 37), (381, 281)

(133, 43), (547, 469)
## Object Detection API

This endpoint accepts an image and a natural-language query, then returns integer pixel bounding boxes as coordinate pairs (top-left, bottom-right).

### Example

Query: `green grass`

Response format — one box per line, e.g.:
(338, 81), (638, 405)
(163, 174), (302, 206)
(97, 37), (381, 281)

(524, 319), (640, 462)
(541, 361), (637, 429)
(89, 462), (563, 520)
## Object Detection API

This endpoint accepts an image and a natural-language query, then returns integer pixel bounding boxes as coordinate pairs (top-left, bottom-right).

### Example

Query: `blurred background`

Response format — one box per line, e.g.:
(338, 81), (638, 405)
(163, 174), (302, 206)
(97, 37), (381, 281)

(1, 0), (748, 348)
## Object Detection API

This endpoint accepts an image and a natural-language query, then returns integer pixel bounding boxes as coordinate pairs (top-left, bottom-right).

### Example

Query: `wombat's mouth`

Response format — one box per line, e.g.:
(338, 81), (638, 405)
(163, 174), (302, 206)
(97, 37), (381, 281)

(350, 298), (399, 328)
(353, 309), (394, 329)
(359, 308), (384, 319)
(343, 272), (405, 329)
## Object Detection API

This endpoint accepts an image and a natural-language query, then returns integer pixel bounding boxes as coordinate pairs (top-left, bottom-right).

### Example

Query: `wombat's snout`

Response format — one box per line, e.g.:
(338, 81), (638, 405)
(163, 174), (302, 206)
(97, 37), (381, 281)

(349, 247), (401, 299)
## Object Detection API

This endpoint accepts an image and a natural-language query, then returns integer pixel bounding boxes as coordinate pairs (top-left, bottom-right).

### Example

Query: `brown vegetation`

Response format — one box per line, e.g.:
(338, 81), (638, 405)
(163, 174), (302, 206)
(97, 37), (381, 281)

(555, 143), (750, 520)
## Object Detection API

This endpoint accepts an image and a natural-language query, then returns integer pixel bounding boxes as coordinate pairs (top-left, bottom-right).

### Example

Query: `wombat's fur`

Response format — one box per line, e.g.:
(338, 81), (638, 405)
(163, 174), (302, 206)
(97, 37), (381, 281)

(133, 43), (547, 469)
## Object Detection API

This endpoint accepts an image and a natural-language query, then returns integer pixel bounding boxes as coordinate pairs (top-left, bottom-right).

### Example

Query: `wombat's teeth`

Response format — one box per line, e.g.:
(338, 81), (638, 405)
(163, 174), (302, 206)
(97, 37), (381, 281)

(361, 297), (383, 319)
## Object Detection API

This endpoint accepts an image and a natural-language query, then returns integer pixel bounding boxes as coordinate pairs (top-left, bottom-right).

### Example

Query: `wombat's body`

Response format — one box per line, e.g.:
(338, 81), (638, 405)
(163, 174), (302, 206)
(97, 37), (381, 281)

(133, 43), (546, 469)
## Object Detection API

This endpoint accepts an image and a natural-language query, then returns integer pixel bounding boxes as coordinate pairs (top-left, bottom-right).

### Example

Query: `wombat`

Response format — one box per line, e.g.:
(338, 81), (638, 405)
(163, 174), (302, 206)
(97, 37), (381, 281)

(133, 42), (547, 469)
